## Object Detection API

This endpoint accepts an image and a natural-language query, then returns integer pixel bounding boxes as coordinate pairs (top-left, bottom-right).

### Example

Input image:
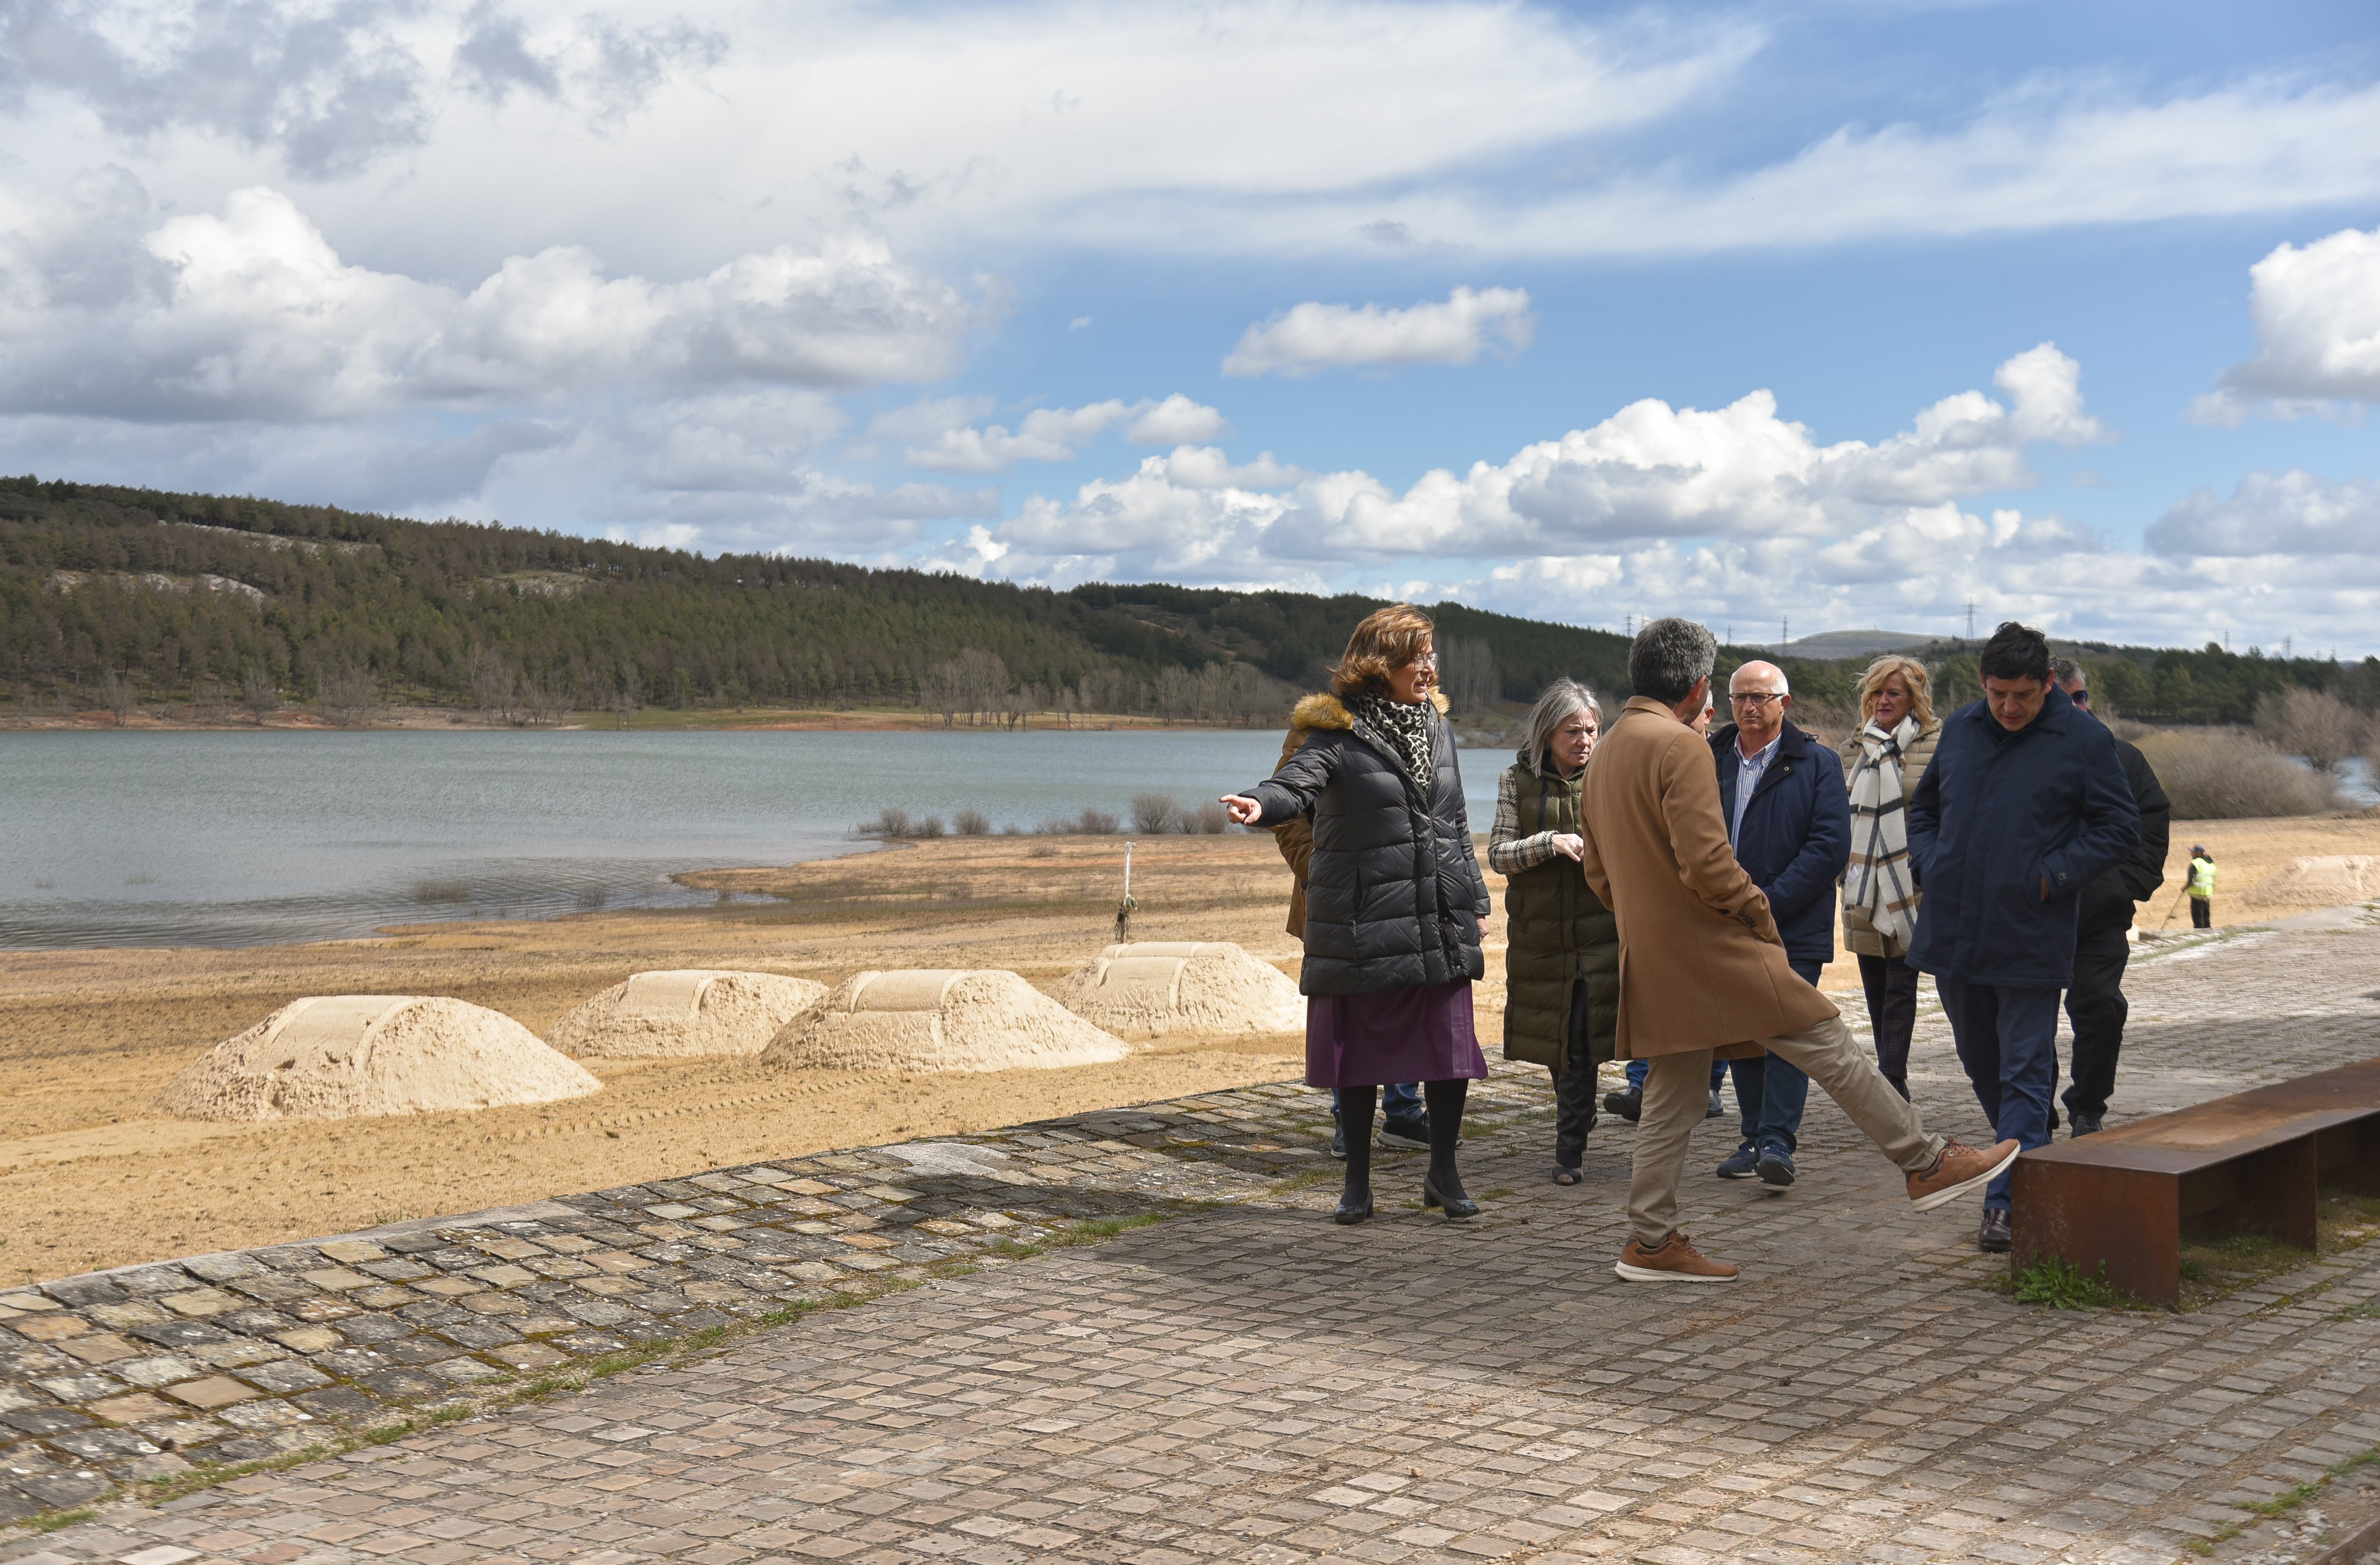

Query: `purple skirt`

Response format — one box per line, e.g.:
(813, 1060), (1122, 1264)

(1305, 980), (1487, 1088)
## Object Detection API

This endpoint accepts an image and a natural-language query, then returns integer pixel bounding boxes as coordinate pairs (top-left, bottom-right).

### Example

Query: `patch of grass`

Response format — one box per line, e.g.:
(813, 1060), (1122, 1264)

(2002, 1255), (2146, 1311)
(2202, 1445), (2380, 1548)
(1485, 1188), (1514, 1200)
(2239, 1481), (2324, 1518)
(985, 1212), (1170, 1259)
(29, 1507), (95, 1533)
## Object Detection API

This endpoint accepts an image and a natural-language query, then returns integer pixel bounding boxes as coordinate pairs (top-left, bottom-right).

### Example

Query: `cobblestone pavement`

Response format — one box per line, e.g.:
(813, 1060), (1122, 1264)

(9, 920), (2380, 1565)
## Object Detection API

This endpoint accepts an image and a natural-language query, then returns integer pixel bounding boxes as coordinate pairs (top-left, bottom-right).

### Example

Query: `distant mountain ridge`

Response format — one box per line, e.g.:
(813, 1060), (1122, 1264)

(0, 476), (1636, 719)
(1765, 629), (1935, 660)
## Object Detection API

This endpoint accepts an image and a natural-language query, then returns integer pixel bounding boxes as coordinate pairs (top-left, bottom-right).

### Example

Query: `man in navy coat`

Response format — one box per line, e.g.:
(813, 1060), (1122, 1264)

(1909, 622), (2141, 1254)
(1708, 660), (1850, 1188)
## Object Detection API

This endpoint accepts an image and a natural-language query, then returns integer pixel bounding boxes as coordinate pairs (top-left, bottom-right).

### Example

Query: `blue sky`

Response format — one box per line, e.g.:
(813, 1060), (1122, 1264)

(2, 0), (2376, 651)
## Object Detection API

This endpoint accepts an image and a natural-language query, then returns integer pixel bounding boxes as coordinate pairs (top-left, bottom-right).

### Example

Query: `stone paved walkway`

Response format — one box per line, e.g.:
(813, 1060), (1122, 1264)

(10, 919), (2380, 1565)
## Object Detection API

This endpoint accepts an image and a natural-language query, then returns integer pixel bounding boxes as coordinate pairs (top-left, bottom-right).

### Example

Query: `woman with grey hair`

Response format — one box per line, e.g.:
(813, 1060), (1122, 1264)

(1491, 679), (1619, 1182)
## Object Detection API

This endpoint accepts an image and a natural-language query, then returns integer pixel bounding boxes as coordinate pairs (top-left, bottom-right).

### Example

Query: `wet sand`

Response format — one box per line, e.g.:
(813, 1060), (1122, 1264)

(3, 815), (2373, 1285)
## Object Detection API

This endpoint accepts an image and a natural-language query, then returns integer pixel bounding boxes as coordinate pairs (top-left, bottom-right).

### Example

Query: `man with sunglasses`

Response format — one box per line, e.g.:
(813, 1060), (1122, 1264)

(1703, 660), (1851, 1187)
(2049, 659), (2170, 1138)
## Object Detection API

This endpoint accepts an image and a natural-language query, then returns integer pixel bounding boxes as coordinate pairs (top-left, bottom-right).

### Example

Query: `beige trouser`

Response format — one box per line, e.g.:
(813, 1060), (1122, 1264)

(1626, 1014), (1947, 1244)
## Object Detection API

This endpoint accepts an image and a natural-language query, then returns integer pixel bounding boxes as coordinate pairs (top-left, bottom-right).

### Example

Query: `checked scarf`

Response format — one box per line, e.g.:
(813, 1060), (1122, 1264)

(1845, 715), (1921, 953)
(1352, 691), (1435, 788)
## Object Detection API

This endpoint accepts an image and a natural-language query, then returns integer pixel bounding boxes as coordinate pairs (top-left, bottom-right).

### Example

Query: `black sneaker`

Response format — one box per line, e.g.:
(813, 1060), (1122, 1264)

(1379, 1117), (1431, 1149)
(1756, 1143), (1796, 1187)
(1705, 1088), (1725, 1119)
(1329, 1123), (1346, 1160)
(1603, 1086), (1642, 1123)
(2069, 1113), (2103, 1138)
(1978, 1208), (2012, 1253)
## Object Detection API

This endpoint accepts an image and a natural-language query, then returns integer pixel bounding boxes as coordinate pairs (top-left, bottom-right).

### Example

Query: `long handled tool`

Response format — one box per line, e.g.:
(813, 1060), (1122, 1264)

(2154, 879), (2191, 932)
(1114, 840), (1138, 943)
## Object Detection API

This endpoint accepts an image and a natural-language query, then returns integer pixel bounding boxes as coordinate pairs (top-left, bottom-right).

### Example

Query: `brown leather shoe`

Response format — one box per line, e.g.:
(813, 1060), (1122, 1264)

(1614, 1231), (1740, 1283)
(1906, 1136), (2022, 1211)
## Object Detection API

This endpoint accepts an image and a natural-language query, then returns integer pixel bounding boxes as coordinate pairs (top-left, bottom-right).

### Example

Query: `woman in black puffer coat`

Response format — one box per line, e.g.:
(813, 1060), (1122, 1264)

(1223, 604), (1491, 1226)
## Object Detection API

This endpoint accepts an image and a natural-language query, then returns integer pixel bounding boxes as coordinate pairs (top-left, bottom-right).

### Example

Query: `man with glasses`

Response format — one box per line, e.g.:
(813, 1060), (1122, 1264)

(2049, 659), (2170, 1137)
(1704, 661), (1850, 1187)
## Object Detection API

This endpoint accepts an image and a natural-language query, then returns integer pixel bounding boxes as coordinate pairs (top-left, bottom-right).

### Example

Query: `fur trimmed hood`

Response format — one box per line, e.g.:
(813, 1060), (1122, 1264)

(1290, 689), (1448, 732)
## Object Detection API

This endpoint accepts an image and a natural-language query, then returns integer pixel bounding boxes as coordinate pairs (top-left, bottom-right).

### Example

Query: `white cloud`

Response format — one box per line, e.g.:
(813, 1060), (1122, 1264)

(1125, 393), (1227, 445)
(0, 185), (986, 421)
(2146, 470), (2380, 557)
(939, 344), (2380, 654)
(7, 5), (2379, 283)
(1088, 74), (2380, 259)
(973, 344), (2105, 577)
(2195, 225), (2380, 422)
(1223, 286), (1536, 377)
(1150, 446), (1308, 490)
(899, 394), (1226, 471)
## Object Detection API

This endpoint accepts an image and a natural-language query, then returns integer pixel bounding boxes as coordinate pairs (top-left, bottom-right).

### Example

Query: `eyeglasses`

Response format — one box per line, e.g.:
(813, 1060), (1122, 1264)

(1728, 692), (1785, 707)
(2070, 689), (2091, 705)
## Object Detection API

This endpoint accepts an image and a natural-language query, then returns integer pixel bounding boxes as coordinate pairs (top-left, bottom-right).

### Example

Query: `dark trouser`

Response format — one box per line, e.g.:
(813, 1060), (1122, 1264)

(2063, 921), (2131, 1120)
(1859, 953), (1921, 1088)
(1723, 959), (1821, 1153)
(2192, 897), (2211, 929)
(1936, 979), (2062, 1210)
(1341, 1081), (1471, 1198)
(1550, 979), (1600, 1169)
(1334, 1082), (1423, 1126)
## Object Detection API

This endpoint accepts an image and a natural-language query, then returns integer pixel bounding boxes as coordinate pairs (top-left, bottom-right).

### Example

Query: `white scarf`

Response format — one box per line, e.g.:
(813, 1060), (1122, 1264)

(1845, 716), (1920, 952)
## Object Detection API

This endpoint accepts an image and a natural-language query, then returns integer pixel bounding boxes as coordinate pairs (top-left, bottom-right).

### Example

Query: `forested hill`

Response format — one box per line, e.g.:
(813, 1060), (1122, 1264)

(0, 476), (1635, 720)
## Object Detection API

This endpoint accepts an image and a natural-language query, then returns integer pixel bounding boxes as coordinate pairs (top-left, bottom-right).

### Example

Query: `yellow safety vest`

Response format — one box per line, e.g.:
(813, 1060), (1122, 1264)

(2188, 855), (2216, 899)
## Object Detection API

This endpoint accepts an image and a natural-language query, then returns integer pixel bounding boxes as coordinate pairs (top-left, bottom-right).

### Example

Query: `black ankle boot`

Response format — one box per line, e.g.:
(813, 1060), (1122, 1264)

(1421, 1080), (1478, 1219)
(1336, 1085), (1375, 1223)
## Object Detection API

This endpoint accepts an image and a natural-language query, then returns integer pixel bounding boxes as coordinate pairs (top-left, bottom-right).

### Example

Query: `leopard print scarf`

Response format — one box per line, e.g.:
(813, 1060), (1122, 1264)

(1352, 691), (1435, 785)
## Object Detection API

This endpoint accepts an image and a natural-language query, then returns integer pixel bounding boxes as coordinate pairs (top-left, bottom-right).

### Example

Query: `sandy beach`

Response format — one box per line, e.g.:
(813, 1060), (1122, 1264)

(2, 815), (2373, 1286)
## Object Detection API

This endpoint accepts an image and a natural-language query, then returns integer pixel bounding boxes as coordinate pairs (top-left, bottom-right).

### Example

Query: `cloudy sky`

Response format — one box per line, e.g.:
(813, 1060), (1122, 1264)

(3, 0), (2377, 652)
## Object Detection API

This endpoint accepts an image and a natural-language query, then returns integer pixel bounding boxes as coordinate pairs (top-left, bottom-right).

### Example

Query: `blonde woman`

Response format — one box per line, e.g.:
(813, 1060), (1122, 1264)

(1839, 655), (1941, 1096)
(1223, 605), (1492, 1225)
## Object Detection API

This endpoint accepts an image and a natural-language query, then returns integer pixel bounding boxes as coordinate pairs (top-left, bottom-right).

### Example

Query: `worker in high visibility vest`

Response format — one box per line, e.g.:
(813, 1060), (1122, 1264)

(2187, 845), (2216, 929)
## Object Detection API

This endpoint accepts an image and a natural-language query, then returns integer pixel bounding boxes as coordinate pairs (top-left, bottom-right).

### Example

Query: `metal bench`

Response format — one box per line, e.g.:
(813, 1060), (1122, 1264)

(2010, 1057), (2380, 1306)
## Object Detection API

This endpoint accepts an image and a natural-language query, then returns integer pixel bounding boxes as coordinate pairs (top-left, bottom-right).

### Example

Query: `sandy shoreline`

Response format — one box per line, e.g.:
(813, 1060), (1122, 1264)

(2, 816), (2375, 1286)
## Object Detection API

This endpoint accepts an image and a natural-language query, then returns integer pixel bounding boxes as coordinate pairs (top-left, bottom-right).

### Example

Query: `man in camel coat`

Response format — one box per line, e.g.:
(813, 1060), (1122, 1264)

(1577, 618), (2018, 1281)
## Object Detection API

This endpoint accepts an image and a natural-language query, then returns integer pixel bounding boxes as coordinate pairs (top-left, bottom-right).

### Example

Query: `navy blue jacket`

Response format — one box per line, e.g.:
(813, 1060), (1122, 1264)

(1710, 721), (1849, 967)
(1906, 688), (2142, 989)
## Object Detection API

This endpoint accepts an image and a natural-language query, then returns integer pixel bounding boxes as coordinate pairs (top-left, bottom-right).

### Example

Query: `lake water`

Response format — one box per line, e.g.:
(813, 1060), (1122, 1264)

(0, 730), (1514, 949)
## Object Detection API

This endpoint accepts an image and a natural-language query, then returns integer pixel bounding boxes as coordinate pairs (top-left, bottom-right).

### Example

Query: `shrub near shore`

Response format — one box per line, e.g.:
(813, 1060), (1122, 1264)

(857, 793), (1232, 839)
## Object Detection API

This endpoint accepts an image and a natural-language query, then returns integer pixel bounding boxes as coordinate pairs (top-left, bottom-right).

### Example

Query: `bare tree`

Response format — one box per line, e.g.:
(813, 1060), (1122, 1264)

(917, 659), (963, 727)
(1439, 637), (1500, 717)
(241, 663), (280, 722)
(317, 662), (379, 727)
(1131, 792), (1185, 833)
(467, 646), (518, 725)
(2255, 687), (2362, 775)
(520, 667), (573, 726)
(98, 669), (137, 724)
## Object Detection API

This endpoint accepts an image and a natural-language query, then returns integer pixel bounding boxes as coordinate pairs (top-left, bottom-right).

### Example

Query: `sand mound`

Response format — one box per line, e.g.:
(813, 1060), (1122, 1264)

(2245, 856), (2380, 909)
(550, 969), (828, 1057)
(764, 969), (1130, 1073)
(1050, 942), (1303, 1036)
(158, 995), (602, 1121)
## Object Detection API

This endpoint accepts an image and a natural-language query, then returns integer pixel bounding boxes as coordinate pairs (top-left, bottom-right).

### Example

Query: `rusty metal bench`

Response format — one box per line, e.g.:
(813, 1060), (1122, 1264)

(2010, 1057), (2380, 1306)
